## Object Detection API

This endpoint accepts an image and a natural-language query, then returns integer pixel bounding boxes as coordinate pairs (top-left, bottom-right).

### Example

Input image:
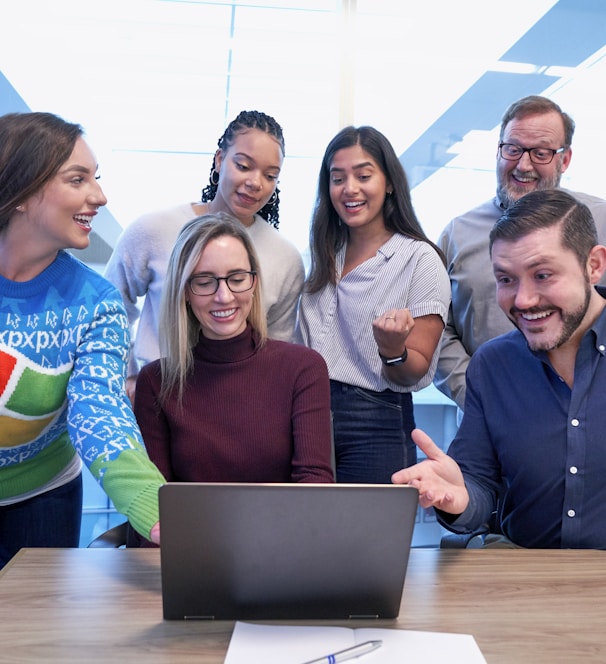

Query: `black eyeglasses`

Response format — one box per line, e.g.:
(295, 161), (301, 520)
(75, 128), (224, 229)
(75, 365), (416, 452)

(498, 143), (565, 165)
(188, 271), (256, 296)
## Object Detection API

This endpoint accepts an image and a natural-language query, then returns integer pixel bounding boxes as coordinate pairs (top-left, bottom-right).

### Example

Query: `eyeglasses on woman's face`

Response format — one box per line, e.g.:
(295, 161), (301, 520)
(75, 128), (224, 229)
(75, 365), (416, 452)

(188, 270), (256, 296)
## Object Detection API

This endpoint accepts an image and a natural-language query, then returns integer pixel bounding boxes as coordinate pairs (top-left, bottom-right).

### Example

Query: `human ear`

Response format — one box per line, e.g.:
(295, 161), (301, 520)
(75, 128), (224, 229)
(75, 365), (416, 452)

(586, 244), (606, 284)
(560, 147), (573, 174)
(214, 149), (224, 172)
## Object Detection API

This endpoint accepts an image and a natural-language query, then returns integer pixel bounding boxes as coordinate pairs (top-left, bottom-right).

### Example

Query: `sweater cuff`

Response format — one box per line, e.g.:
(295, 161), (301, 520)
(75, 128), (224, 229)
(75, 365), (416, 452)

(122, 482), (162, 540)
(92, 447), (165, 541)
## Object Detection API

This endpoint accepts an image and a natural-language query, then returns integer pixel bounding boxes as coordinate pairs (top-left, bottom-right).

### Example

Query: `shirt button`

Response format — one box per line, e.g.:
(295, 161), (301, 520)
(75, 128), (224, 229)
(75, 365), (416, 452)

(571, 419), (580, 427)
(567, 509), (576, 518)
(570, 466), (578, 474)
(599, 345), (605, 352)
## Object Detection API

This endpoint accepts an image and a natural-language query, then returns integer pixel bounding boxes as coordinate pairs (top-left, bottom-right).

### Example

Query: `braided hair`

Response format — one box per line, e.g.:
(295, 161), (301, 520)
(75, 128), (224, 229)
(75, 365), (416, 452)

(201, 110), (285, 229)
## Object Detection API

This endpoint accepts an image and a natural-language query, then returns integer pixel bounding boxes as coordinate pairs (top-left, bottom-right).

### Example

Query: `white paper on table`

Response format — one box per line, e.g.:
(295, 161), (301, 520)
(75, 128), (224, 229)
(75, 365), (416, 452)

(224, 621), (487, 664)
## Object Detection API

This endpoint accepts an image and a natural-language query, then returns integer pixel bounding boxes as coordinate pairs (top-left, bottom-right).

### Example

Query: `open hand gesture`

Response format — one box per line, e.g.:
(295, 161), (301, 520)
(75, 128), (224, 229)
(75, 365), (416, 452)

(392, 428), (469, 515)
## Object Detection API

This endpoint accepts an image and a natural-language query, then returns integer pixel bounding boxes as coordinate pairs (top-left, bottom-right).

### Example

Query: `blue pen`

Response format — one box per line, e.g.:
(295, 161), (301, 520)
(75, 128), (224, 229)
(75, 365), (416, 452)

(300, 639), (383, 664)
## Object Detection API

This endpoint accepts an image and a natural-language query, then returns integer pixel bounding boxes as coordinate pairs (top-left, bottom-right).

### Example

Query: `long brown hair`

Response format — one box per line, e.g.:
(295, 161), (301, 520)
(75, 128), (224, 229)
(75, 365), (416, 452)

(0, 112), (83, 232)
(305, 125), (444, 293)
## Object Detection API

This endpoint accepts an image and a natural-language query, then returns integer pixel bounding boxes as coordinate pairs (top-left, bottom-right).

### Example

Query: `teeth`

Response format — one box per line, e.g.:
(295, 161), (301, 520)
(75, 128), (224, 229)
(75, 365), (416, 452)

(74, 214), (92, 226)
(212, 309), (236, 318)
(345, 201), (365, 208)
(522, 311), (551, 320)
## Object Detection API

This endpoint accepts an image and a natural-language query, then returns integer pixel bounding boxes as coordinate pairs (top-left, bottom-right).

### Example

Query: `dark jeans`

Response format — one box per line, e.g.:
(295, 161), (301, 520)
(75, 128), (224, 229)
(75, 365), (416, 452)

(0, 473), (83, 569)
(330, 380), (416, 484)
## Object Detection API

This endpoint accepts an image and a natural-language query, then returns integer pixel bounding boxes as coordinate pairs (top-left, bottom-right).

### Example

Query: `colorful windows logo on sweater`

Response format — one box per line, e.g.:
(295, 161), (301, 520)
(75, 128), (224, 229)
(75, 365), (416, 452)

(0, 348), (70, 447)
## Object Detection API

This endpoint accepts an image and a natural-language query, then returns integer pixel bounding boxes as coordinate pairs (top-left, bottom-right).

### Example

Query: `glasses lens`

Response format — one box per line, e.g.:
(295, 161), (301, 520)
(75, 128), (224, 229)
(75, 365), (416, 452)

(528, 148), (553, 164)
(189, 276), (218, 295)
(500, 144), (522, 160)
(226, 272), (254, 292)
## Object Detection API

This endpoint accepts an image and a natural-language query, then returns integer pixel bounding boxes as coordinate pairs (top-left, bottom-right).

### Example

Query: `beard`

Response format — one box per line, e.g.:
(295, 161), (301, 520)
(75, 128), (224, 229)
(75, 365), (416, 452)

(514, 278), (592, 352)
(497, 161), (563, 210)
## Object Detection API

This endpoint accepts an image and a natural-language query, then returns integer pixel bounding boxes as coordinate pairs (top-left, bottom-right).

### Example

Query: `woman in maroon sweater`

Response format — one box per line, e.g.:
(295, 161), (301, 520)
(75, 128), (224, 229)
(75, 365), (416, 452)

(134, 213), (334, 484)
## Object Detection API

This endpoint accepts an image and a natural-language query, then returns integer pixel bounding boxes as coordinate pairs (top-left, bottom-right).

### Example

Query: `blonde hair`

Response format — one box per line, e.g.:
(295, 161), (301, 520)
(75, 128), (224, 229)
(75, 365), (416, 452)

(158, 212), (267, 405)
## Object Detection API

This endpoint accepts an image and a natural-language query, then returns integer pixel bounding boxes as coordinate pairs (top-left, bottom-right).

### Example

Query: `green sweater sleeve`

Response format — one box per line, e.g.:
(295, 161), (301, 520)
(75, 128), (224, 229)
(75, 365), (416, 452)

(89, 436), (165, 540)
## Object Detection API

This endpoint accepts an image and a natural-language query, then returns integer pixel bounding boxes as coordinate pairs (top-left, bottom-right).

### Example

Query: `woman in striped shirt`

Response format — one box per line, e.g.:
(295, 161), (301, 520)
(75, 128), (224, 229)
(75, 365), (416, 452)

(297, 126), (450, 483)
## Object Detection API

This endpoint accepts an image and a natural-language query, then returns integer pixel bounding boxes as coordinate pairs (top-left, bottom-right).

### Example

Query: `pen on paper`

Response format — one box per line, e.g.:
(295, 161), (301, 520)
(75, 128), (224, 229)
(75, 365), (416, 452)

(300, 639), (383, 664)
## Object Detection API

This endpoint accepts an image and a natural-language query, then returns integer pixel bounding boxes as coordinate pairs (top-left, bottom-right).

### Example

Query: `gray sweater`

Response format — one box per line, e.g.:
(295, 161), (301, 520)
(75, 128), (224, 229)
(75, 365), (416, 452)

(104, 202), (304, 376)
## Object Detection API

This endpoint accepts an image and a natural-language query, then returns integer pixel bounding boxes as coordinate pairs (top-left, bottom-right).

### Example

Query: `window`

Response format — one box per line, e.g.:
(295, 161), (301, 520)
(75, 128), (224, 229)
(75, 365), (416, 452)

(4, 0), (604, 256)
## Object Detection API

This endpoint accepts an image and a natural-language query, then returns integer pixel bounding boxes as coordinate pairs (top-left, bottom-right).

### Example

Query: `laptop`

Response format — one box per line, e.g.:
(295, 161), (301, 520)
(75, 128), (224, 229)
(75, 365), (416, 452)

(159, 482), (419, 620)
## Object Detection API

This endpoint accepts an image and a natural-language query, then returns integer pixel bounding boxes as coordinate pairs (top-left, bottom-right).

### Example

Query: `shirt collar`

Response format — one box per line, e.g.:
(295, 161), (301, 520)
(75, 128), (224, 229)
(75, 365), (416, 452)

(336, 232), (404, 268)
(589, 286), (606, 356)
(377, 233), (409, 259)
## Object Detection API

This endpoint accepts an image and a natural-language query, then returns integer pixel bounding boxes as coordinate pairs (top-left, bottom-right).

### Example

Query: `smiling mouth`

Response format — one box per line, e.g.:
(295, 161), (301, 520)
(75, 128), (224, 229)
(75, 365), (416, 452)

(74, 214), (93, 228)
(344, 201), (365, 209)
(238, 192), (258, 205)
(518, 309), (554, 322)
(211, 309), (236, 319)
(511, 173), (537, 185)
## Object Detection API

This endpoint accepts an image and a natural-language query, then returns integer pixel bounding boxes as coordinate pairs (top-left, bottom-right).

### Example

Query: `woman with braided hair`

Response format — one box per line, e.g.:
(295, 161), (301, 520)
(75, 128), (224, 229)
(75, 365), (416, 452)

(105, 110), (304, 402)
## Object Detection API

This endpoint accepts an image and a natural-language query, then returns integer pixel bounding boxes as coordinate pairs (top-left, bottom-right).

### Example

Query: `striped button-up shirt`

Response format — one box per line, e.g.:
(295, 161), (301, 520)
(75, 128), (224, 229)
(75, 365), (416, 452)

(297, 233), (450, 392)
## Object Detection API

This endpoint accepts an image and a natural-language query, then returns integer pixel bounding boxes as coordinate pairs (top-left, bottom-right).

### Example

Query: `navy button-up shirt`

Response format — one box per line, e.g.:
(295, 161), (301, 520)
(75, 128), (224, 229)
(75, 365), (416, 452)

(443, 288), (606, 548)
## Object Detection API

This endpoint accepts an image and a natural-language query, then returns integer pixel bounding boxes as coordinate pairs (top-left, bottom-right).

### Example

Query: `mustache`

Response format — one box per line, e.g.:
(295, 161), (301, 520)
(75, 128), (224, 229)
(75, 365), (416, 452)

(509, 306), (553, 316)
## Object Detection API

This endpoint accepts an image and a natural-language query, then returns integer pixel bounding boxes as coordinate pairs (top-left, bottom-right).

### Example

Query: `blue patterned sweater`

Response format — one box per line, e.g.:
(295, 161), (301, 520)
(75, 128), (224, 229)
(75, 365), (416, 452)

(0, 251), (164, 538)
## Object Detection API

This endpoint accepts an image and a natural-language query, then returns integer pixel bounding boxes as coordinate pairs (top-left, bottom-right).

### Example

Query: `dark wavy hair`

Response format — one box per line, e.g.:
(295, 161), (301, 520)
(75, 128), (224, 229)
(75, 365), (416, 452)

(305, 125), (444, 292)
(0, 112), (83, 232)
(200, 110), (285, 229)
(489, 189), (597, 268)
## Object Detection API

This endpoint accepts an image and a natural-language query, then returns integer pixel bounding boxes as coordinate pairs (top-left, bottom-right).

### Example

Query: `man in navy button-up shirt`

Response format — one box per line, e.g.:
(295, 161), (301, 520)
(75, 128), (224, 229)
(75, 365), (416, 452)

(394, 189), (606, 548)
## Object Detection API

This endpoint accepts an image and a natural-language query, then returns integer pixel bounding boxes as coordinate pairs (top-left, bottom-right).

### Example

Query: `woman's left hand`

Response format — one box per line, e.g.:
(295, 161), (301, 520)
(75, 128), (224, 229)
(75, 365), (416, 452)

(372, 308), (414, 358)
(150, 521), (161, 545)
(372, 310), (445, 387)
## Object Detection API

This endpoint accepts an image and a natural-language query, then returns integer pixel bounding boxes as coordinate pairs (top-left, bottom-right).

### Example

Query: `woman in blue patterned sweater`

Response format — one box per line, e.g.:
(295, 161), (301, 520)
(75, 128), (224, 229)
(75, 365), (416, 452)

(0, 112), (165, 568)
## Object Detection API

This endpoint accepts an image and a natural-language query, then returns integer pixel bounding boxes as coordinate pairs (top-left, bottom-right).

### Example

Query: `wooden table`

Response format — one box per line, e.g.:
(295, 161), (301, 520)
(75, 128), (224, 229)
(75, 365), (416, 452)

(0, 547), (605, 663)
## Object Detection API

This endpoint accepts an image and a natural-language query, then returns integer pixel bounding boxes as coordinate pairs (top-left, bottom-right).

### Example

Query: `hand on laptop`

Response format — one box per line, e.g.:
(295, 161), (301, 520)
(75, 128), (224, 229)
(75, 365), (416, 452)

(150, 521), (161, 545)
(391, 428), (469, 514)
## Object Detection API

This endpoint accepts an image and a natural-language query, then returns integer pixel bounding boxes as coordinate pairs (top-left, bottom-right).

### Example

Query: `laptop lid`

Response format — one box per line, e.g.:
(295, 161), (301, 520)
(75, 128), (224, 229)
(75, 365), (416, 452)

(159, 482), (418, 620)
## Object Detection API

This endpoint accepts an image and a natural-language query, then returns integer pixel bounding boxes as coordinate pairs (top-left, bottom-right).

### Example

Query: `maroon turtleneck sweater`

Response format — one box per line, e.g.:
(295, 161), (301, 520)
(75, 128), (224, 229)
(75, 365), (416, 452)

(135, 325), (334, 483)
